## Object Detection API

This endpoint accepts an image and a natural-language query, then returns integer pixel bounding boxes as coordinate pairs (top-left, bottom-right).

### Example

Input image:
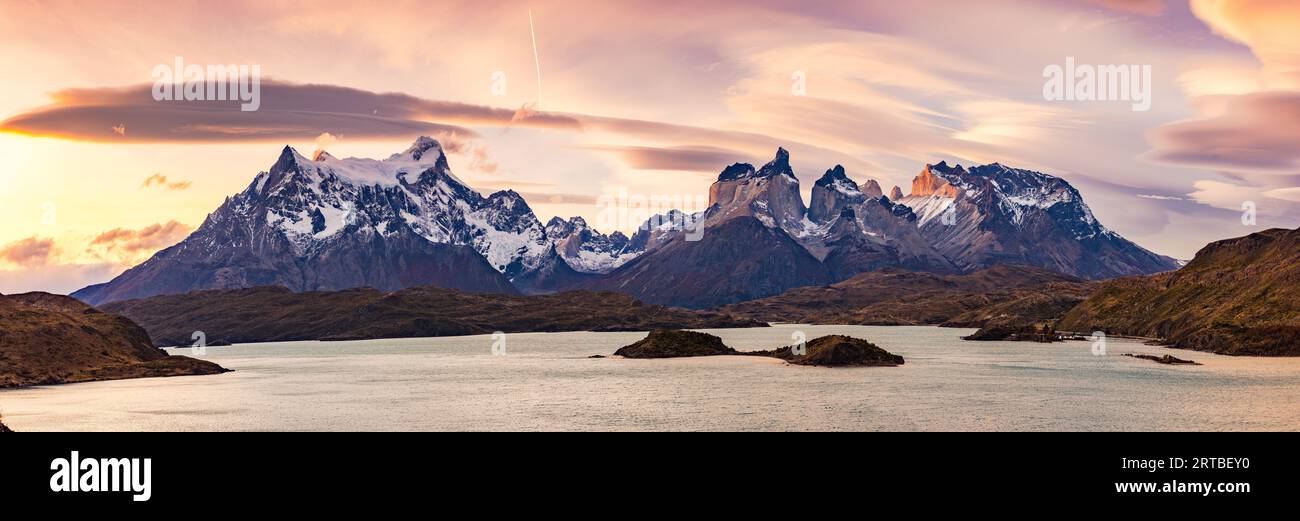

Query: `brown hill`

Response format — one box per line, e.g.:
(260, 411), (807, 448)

(1057, 227), (1300, 356)
(0, 292), (228, 388)
(717, 265), (1092, 327)
(102, 286), (766, 347)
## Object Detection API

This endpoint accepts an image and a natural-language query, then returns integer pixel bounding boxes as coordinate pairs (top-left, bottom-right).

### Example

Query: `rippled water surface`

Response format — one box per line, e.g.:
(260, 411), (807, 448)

(4, 325), (1299, 431)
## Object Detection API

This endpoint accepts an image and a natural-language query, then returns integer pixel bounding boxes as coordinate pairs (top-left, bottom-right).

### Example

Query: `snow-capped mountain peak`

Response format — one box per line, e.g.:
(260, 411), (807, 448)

(897, 160), (1177, 278)
(260, 137), (456, 194)
(545, 215), (642, 274)
(392, 135), (445, 162)
(214, 137), (570, 283)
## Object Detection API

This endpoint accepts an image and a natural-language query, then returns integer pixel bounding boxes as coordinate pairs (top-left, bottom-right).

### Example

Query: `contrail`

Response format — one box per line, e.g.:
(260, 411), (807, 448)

(529, 9), (542, 107)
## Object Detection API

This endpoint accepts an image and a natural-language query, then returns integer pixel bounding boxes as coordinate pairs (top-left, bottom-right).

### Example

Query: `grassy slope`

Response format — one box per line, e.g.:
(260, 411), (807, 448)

(1057, 228), (1300, 355)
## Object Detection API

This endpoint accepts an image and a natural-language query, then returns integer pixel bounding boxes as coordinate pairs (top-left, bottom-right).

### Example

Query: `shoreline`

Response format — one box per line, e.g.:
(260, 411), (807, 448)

(148, 324), (1296, 359)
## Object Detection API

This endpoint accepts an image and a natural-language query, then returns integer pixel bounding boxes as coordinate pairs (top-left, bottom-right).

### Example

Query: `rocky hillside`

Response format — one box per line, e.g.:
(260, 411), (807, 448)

(1057, 227), (1300, 355)
(101, 285), (765, 346)
(717, 264), (1092, 326)
(0, 292), (227, 388)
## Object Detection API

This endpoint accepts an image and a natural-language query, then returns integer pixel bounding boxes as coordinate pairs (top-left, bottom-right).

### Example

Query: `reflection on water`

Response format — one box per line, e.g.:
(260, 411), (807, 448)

(3, 325), (1299, 431)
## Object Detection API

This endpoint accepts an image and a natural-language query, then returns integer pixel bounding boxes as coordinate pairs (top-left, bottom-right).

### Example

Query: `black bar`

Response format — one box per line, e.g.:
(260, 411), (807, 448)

(1, 433), (1289, 509)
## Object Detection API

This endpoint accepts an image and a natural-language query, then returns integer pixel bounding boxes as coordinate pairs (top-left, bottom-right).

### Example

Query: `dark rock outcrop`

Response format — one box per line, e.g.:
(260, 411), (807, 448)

(749, 335), (904, 367)
(614, 330), (738, 358)
(0, 292), (229, 388)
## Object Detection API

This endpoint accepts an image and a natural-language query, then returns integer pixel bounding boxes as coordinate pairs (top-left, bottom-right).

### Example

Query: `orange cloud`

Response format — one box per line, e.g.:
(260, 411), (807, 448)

(1149, 92), (1300, 172)
(581, 145), (746, 173)
(141, 173), (193, 191)
(1149, 2), (1300, 174)
(0, 237), (57, 267)
(89, 221), (193, 257)
(1190, 0), (1300, 88)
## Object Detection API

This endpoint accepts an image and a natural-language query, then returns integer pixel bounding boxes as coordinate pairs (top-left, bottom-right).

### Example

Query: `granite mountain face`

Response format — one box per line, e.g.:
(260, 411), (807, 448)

(74, 139), (1177, 308)
(898, 161), (1179, 279)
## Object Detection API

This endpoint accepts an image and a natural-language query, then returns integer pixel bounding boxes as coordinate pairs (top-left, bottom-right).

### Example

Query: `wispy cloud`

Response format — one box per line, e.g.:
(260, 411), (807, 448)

(1137, 193), (1188, 201)
(580, 145), (747, 173)
(141, 173), (192, 191)
(0, 81), (580, 144)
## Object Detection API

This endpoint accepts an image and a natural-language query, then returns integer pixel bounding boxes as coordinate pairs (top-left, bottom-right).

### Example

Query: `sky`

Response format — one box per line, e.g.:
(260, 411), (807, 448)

(2, 0), (1299, 294)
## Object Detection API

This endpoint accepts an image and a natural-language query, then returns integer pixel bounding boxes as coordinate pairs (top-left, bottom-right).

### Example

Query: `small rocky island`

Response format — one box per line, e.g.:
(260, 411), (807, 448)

(749, 335), (905, 367)
(963, 321), (1068, 342)
(614, 330), (738, 358)
(614, 330), (904, 367)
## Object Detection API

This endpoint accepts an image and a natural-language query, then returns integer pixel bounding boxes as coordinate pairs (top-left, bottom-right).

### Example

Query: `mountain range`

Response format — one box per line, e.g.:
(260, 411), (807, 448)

(73, 137), (1178, 308)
